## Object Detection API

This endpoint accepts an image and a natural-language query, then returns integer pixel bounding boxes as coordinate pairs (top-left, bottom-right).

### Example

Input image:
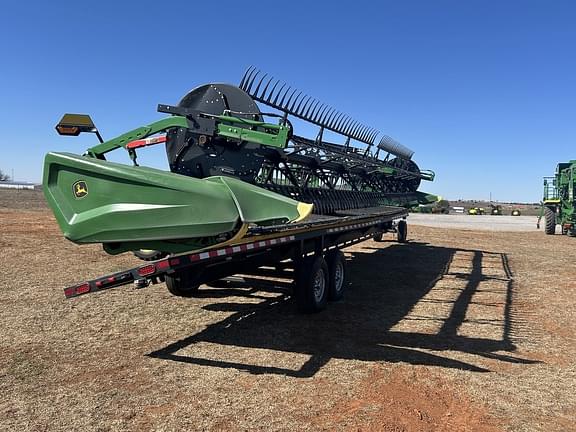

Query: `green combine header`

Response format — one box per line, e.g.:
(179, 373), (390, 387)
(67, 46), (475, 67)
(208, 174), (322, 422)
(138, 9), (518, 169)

(540, 160), (576, 236)
(43, 68), (437, 257)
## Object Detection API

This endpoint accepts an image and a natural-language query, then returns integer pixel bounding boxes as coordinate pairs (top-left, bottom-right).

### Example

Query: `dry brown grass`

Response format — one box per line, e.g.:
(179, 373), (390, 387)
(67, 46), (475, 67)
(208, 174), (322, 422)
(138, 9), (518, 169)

(1, 191), (575, 431)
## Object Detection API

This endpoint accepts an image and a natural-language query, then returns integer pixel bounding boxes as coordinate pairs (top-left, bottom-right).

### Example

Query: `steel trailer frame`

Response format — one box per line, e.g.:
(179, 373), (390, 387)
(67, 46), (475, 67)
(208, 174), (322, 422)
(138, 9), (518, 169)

(63, 206), (408, 312)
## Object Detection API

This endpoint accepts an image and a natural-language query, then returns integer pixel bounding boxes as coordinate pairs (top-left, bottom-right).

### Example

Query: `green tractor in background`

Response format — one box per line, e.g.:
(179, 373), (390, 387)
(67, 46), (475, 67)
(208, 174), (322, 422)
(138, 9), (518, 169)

(540, 161), (576, 236)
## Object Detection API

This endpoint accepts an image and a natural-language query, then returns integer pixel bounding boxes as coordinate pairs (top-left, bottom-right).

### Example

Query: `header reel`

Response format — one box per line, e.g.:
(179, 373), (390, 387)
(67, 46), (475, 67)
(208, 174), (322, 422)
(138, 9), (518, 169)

(166, 67), (434, 214)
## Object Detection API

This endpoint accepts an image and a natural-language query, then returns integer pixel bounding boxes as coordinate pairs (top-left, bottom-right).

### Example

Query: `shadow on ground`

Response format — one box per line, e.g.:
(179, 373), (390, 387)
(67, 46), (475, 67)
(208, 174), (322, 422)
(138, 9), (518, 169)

(148, 241), (539, 377)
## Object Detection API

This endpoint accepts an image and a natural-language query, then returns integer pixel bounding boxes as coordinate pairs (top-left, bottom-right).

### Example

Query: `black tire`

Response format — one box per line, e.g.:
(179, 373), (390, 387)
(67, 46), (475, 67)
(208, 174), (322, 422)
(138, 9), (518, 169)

(373, 232), (384, 242)
(397, 219), (408, 243)
(165, 270), (200, 297)
(294, 256), (329, 313)
(326, 249), (347, 301)
(544, 207), (556, 235)
(133, 249), (168, 261)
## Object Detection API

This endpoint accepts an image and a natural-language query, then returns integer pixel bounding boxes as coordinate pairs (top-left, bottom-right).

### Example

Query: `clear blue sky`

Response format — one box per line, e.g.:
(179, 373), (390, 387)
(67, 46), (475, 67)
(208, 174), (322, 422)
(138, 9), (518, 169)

(1, 1), (575, 202)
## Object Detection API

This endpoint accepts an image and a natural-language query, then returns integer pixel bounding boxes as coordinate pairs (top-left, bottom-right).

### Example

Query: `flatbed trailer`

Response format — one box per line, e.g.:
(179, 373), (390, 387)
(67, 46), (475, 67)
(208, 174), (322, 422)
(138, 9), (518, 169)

(63, 206), (409, 313)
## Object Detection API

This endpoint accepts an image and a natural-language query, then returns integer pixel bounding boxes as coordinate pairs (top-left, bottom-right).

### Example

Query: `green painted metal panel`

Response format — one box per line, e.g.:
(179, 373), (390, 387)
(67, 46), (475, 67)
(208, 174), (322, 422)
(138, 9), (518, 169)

(43, 152), (309, 253)
(86, 117), (189, 157)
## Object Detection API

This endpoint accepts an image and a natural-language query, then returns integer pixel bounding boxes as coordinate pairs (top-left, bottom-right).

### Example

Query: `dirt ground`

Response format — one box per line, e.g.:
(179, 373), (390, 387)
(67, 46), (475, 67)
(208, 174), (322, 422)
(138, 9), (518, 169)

(1, 190), (575, 431)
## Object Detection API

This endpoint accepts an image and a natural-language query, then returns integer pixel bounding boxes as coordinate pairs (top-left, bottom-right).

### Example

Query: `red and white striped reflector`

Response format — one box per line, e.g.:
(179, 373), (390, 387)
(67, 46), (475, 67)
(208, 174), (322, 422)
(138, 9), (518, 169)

(126, 135), (167, 149)
(188, 235), (295, 262)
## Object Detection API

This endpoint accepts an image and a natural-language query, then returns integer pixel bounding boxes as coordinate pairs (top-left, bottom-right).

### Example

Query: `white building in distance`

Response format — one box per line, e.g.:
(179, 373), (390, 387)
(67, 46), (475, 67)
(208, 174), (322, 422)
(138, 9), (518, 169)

(0, 181), (37, 190)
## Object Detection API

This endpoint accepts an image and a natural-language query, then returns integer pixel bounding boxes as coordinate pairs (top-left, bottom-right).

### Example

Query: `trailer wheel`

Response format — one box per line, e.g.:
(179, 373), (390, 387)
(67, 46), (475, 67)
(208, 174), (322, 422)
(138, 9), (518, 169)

(165, 271), (200, 297)
(326, 249), (347, 301)
(133, 249), (168, 261)
(294, 256), (329, 313)
(397, 220), (408, 243)
(373, 232), (384, 242)
(544, 207), (556, 235)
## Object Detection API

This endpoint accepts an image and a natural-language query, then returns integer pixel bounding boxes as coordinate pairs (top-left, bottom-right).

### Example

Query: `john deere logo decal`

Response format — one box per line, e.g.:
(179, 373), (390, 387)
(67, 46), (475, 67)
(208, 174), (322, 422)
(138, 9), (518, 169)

(73, 181), (88, 199)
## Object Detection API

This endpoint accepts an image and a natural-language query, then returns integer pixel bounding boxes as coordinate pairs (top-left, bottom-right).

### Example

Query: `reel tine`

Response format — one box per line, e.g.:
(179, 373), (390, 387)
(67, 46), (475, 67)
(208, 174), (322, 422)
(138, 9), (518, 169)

(295, 95), (312, 115)
(378, 135), (413, 159)
(330, 111), (343, 129)
(304, 98), (318, 117)
(346, 120), (359, 138)
(336, 115), (350, 131)
(274, 83), (289, 105)
(240, 68), (406, 148)
(260, 76), (275, 100)
(333, 113), (345, 130)
(358, 126), (369, 142)
(265, 79), (280, 103)
(312, 104), (328, 122)
(314, 104), (329, 124)
(305, 99), (320, 118)
(341, 117), (353, 133)
(370, 129), (379, 143)
(289, 91), (304, 111)
(245, 69), (261, 93)
(326, 108), (338, 127)
(378, 135), (389, 149)
(365, 129), (373, 143)
(352, 124), (364, 139)
(239, 66), (253, 89)
(343, 119), (356, 135)
(347, 122), (359, 138)
(241, 66), (258, 90)
(323, 108), (337, 125)
(253, 73), (268, 97)
(284, 89), (299, 110)
(346, 120), (358, 136)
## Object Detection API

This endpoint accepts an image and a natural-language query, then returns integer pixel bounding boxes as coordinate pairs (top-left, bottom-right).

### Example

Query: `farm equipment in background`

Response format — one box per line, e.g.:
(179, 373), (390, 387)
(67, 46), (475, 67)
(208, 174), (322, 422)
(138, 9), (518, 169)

(539, 161), (576, 236)
(468, 207), (485, 215)
(43, 67), (437, 257)
(468, 204), (503, 216)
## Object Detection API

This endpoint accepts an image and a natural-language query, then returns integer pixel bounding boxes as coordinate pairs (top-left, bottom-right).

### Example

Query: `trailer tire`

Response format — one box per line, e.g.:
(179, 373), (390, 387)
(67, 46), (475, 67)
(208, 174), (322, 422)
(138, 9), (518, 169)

(326, 249), (347, 301)
(373, 232), (384, 242)
(294, 256), (329, 313)
(165, 271), (200, 297)
(544, 207), (556, 235)
(397, 219), (408, 243)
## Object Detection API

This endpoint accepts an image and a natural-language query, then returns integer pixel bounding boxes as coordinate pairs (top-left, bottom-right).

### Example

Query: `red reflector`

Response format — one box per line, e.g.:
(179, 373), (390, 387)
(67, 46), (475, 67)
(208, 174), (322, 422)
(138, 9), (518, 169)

(169, 258), (181, 266)
(138, 264), (156, 276)
(64, 287), (75, 297)
(56, 125), (80, 135)
(96, 281), (103, 287)
(156, 260), (170, 270)
(76, 283), (90, 295)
